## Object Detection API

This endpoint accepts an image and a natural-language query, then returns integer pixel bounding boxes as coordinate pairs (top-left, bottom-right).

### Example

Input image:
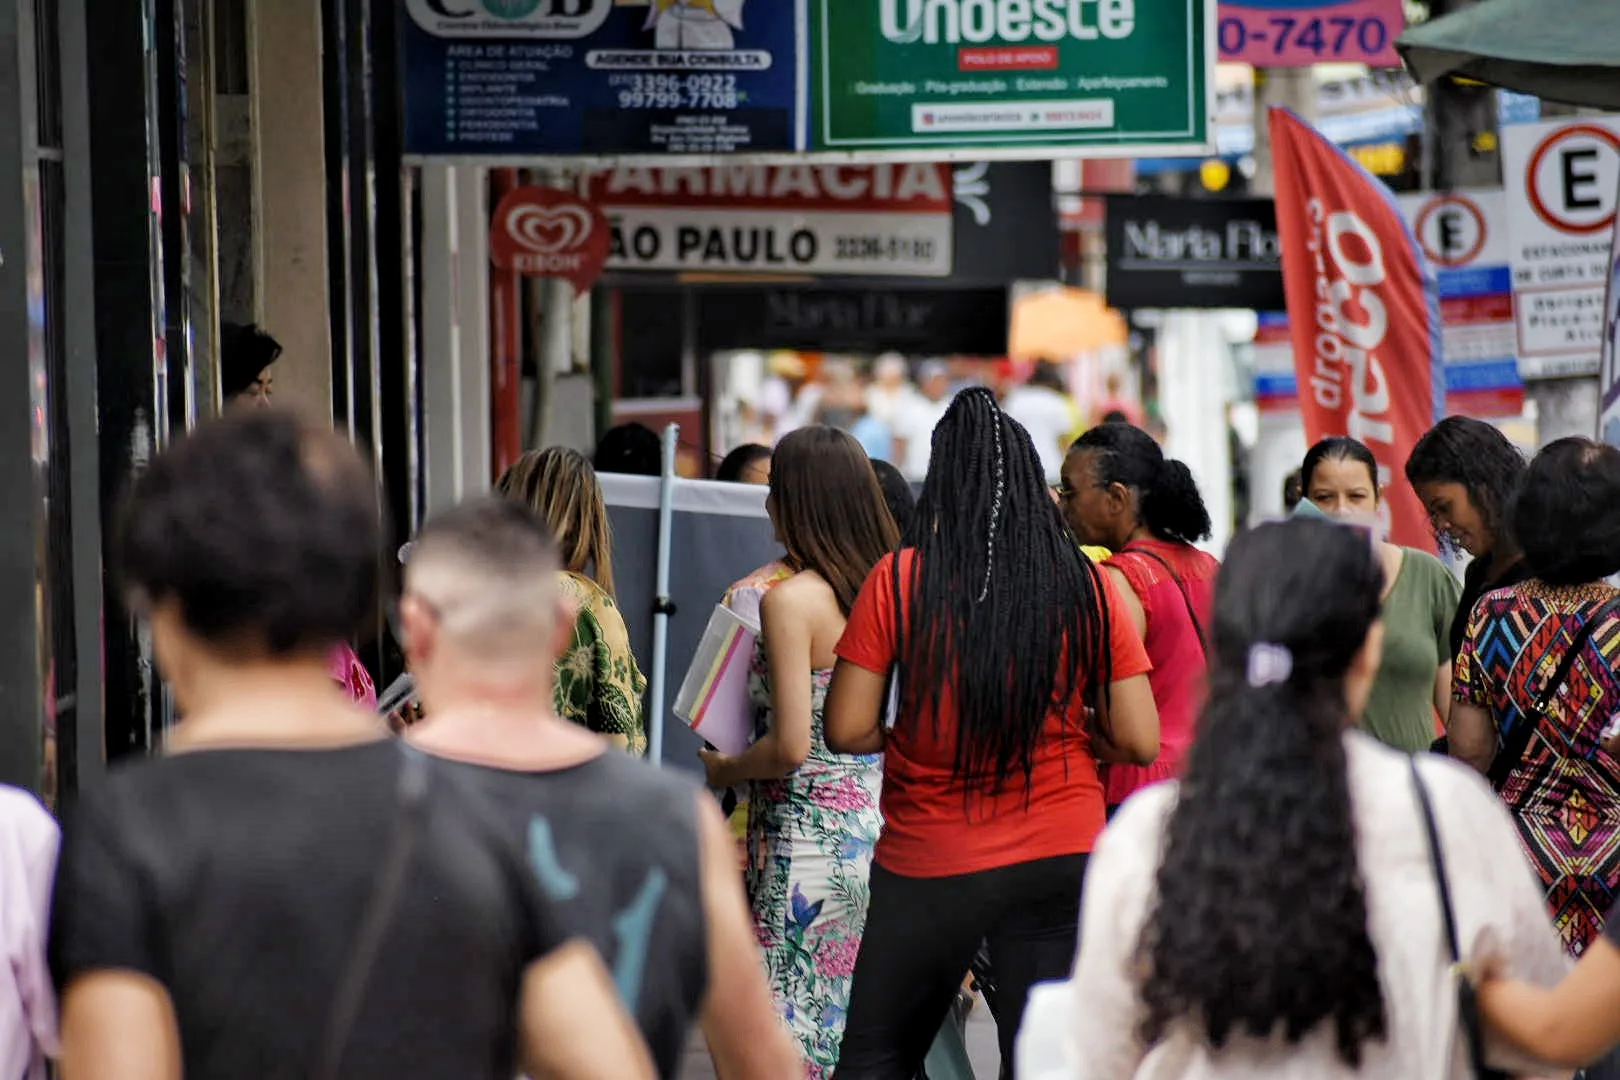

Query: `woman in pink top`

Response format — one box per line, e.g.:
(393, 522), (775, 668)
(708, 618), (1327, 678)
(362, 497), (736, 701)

(1061, 423), (1218, 811)
(1, 784), (58, 1080)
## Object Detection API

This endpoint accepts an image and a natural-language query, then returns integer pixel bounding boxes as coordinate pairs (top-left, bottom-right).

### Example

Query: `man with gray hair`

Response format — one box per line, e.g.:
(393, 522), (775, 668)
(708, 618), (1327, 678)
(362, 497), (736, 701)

(398, 497), (799, 1080)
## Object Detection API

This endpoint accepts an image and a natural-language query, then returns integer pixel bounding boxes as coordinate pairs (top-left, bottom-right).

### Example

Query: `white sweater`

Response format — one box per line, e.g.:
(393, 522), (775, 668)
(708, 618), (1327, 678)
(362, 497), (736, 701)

(1067, 732), (1571, 1080)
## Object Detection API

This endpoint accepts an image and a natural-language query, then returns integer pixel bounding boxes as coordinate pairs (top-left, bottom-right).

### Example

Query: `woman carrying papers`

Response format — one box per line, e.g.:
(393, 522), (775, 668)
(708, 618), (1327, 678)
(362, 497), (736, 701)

(698, 427), (899, 1077)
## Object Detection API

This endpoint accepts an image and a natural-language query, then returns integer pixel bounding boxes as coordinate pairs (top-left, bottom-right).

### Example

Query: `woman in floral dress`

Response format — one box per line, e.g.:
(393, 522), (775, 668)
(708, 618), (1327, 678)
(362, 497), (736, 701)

(700, 427), (899, 1077)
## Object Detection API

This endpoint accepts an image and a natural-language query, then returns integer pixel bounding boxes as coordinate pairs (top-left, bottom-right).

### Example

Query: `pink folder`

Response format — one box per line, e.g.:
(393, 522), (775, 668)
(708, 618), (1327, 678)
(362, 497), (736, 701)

(674, 604), (759, 756)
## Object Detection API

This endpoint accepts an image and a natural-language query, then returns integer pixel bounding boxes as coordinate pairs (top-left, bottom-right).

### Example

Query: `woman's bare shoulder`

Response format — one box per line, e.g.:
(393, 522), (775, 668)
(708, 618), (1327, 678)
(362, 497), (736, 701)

(761, 569), (843, 622)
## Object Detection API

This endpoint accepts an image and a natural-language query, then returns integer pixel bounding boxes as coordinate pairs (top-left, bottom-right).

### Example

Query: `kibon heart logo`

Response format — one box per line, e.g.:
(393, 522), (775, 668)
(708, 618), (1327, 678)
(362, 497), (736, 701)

(489, 186), (611, 293)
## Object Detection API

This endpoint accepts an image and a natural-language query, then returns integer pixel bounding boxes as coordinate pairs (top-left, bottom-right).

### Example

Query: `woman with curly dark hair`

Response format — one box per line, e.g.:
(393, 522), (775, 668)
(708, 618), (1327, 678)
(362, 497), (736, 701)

(1068, 517), (1565, 1078)
(1404, 416), (1529, 661)
(826, 388), (1158, 1077)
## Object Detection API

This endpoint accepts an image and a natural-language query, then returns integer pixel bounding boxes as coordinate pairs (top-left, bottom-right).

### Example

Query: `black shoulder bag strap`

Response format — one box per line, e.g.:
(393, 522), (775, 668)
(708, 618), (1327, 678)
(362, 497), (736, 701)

(1408, 757), (1506, 1080)
(311, 743), (432, 1080)
(1120, 545), (1208, 657)
(1486, 595), (1620, 791)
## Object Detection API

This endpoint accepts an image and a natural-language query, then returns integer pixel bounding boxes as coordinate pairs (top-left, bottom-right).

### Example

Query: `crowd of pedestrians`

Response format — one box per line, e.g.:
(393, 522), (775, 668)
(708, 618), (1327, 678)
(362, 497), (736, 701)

(736, 355), (1107, 486)
(8, 376), (1620, 1080)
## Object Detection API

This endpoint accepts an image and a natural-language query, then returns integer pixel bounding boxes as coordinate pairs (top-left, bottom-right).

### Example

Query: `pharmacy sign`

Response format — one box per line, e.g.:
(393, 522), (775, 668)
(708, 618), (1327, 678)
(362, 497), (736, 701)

(810, 0), (1213, 157)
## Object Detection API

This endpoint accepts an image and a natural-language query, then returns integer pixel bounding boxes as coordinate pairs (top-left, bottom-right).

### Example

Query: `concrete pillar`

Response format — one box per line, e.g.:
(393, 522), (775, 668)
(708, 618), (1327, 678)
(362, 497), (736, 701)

(1245, 69), (1316, 528)
(420, 164), (492, 514)
(248, 0), (331, 414)
(1424, 0), (1502, 193)
(1251, 68), (1316, 197)
(1530, 379), (1601, 445)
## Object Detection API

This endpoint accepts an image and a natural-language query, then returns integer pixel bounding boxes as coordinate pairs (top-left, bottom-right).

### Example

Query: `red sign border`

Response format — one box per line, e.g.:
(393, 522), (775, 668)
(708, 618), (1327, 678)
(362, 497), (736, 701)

(1526, 123), (1620, 236)
(1414, 193), (1487, 269)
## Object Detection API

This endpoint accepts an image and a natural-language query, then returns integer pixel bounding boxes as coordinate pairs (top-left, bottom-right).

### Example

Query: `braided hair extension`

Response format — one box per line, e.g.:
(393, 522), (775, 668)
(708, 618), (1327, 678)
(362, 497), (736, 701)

(893, 388), (1113, 797)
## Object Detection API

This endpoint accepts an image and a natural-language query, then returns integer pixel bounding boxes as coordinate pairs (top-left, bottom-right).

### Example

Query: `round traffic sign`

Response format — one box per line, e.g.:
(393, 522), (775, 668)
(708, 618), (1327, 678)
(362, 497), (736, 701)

(1526, 123), (1620, 235)
(1414, 194), (1487, 268)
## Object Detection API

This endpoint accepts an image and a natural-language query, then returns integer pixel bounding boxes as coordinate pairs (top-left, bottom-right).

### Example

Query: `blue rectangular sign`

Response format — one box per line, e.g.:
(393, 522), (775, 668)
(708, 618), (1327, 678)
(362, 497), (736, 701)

(400, 0), (802, 156)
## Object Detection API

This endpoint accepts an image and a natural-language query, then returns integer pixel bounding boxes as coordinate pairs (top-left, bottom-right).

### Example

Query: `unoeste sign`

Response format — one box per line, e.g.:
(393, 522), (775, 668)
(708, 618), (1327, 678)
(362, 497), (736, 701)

(399, 0), (800, 156)
(1501, 115), (1620, 379)
(810, 0), (1211, 155)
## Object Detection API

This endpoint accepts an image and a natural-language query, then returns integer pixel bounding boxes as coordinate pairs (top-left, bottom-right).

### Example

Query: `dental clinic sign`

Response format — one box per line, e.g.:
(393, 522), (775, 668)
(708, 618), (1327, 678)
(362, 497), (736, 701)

(810, 0), (1212, 155)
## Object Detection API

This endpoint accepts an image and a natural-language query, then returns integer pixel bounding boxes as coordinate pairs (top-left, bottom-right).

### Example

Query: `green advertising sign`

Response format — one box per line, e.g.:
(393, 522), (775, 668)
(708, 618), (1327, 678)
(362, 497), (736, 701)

(810, 0), (1212, 157)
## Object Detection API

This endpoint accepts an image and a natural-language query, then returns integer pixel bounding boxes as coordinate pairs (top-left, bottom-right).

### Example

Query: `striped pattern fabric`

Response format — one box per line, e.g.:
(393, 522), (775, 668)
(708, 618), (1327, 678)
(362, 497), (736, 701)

(1455, 580), (1620, 956)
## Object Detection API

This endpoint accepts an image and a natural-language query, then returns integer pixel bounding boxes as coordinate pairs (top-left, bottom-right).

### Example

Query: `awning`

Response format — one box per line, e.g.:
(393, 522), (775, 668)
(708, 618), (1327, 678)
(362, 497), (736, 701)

(1397, 0), (1620, 109)
(1008, 288), (1127, 361)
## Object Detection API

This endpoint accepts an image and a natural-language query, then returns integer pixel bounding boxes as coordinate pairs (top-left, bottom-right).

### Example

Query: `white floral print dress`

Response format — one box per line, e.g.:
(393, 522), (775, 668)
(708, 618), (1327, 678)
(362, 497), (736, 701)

(744, 639), (884, 1079)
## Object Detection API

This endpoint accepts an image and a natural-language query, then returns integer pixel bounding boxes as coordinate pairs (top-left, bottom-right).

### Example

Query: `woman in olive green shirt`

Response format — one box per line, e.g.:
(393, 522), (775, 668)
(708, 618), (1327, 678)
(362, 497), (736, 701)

(1299, 437), (1461, 752)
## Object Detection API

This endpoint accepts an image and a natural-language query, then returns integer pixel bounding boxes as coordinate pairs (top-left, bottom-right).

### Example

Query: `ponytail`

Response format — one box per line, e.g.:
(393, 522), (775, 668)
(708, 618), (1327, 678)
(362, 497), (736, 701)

(1141, 458), (1212, 545)
(1070, 423), (1212, 545)
(1136, 519), (1386, 1066)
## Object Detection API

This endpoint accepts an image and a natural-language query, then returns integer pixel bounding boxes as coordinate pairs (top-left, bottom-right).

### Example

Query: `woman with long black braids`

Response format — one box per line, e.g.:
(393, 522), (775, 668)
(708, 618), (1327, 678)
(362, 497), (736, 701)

(825, 388), (1159, 1078)
(1068, 519), (1566, 1078)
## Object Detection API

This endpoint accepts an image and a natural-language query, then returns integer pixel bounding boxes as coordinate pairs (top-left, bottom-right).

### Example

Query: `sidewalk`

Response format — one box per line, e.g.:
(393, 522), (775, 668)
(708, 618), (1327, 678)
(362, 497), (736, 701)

(679, 1005), (1003, 1079)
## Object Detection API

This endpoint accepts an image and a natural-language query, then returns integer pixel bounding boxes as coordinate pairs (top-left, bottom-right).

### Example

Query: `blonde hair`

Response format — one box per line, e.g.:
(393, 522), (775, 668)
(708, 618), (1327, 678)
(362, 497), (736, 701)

(495, 447), (616, 597)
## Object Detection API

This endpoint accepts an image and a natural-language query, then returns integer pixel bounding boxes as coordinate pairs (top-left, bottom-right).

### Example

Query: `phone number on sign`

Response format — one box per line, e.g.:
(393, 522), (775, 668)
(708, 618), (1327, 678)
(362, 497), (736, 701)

(835, 236), (940, 263)
(614, 73), (740, 111)
(1218, 15), (1389, 59)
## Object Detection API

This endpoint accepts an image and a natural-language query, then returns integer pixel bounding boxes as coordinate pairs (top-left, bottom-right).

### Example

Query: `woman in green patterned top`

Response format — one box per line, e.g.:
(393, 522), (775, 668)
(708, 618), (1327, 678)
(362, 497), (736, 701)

(497, 447), (648, 754)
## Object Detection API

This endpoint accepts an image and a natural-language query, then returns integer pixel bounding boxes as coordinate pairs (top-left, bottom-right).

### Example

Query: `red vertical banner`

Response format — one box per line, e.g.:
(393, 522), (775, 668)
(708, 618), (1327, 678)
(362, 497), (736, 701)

(1270, 107), (1444, 551)
(490, 168), (523, 480)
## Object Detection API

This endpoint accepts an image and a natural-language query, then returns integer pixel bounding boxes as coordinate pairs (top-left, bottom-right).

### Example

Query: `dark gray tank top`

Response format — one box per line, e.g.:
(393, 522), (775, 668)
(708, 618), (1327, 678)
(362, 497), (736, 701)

(439, 752), (708, 1079)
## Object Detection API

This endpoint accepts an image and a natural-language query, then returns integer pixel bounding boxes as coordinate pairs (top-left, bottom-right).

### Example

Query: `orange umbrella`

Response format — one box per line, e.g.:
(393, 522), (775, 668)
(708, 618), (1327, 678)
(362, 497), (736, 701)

(1008, 287), (1128, 361)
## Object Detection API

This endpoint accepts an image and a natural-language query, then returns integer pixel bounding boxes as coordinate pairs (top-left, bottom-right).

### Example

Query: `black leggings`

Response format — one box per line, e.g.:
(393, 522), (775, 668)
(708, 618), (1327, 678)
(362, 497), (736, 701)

(833, 854), (1087, 1080)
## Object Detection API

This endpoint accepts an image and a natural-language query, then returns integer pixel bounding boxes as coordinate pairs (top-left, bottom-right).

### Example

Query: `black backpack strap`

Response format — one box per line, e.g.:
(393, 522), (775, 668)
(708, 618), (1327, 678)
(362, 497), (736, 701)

(1408, 757), (1503, 1079)
(1487, 595), (1620, 791)
(311, 743), (431, 1080)
(1408, 758), (1462, 963)
(1117, 545), (1208, 657)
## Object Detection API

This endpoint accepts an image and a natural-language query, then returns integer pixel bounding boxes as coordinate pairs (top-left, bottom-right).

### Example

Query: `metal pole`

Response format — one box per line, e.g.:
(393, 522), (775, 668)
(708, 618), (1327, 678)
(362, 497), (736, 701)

(1251, 67), (1317, 197)
(525, 166), (571, 448)
(590, 286), (614, 446)
(646, 422), (679, 765)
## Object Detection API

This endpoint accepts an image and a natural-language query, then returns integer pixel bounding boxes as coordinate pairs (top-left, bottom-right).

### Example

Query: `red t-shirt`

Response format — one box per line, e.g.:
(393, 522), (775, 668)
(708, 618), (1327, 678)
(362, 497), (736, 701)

(835, 549), (1153, 878)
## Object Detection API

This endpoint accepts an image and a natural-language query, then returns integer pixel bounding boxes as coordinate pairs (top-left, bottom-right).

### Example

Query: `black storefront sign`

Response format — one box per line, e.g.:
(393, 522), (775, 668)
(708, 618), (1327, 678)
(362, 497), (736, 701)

(694, 287), (1008, 356)
(950, 162), (1058, 284)
(1105, 195), (1284, 311)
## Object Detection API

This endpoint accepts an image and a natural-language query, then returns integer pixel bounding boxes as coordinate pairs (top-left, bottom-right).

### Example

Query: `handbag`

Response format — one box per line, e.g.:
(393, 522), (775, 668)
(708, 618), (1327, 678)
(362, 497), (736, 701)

(310, 743), (431, 1080)
(1408, 756), (1507, 1080)
(1120, 545), (1208, 656)
(1485, 596), (1620, 791)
